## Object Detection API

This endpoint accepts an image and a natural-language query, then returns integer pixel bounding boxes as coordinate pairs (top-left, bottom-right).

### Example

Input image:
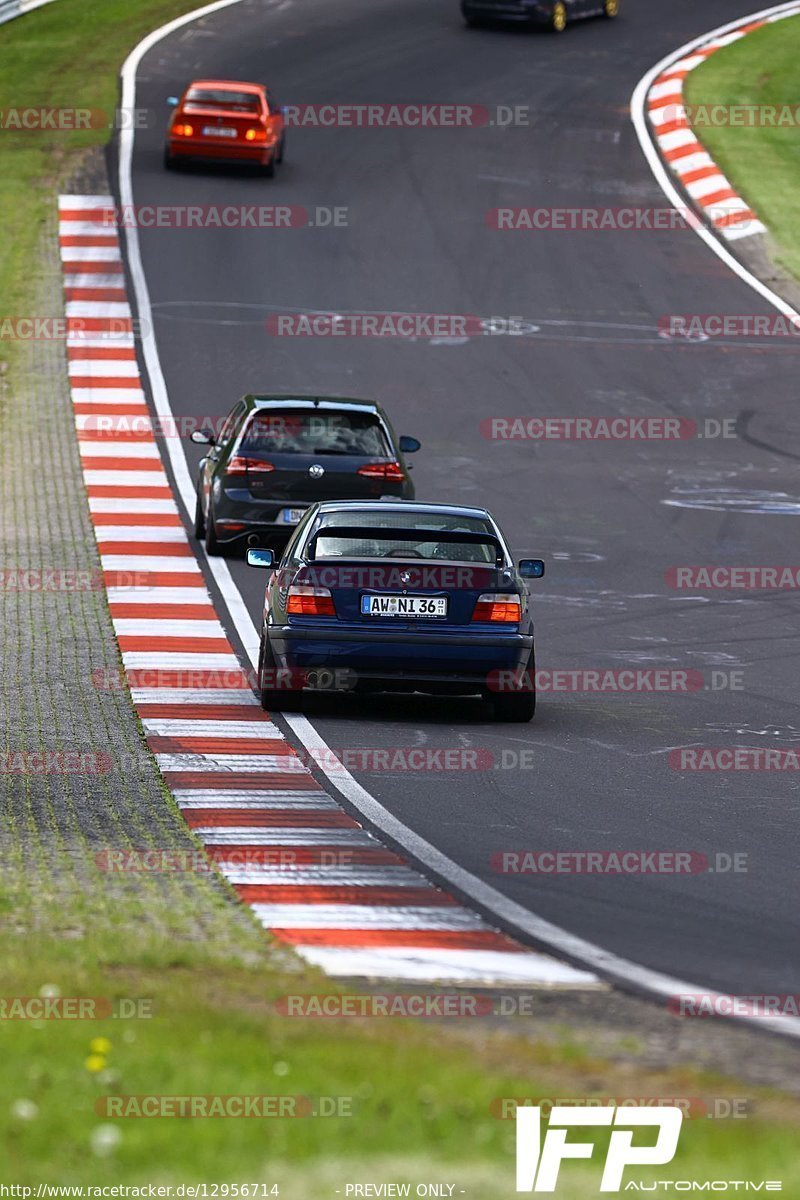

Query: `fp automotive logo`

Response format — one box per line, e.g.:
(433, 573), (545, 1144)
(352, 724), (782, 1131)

(515, 1105), (683, 1192)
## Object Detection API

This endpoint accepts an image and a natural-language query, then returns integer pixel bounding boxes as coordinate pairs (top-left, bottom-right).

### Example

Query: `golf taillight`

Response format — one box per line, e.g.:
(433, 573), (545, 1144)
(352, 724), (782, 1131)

(286, 585), (336, 616)
(356, 461), (405, 481)
(172, 123), (194, 137)
(244, 127), (267, 142)
(472, 593), (521, 623)
(225, 456), (275, 477)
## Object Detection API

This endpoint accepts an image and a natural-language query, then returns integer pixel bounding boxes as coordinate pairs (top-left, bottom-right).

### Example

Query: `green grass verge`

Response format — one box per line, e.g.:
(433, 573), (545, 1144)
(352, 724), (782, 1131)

(683, 15), (800, 280)
(1, 2), (800, 1191)
(0, 0), (208, 334)
(3, 928), (800, 1193)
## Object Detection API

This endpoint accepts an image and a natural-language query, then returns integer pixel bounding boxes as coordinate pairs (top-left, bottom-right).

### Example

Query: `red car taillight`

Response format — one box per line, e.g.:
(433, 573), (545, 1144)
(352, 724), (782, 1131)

(357, 461), (405, 481)
(172, 123), (194, 137)
(472, 593), (522, 623)
(286, 585), (336, 616)
(224, 456), (275, 478)
(244, 127), (268, 142)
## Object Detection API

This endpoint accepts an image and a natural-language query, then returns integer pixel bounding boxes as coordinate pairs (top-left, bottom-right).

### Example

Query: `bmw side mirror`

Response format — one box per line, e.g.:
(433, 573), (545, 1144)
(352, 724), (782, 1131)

(167, 96), (179, 107)
(190, 429), (215, 445)
(246, 548), (275, 569)
(519, 559), (545, 579)
(399, 435), (421, 453)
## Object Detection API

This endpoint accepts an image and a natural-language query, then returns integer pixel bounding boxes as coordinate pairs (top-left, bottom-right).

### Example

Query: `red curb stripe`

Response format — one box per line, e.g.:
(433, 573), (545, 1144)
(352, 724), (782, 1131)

(655, 117), (690, 137)
(184, 809), (356, 828)
(88, 485), (174, 498)
(110, 605), (217, 621)
(59, 235), (119, 247)
(696, 186), (738, 208)
(63, 260), (123, 273)
(234, 884), (456, 906)
(96, 541), (193, 556)
(137, 704), (263, 719)
(80, 457), (165, 472)
(118, 635), (232, 653)
(663, 141), (701, 162)
(679, 164), (721, 185)
(68, 346), (135, 360)
(714, 208), (757, 229)
(271, 929), (524, 950)
(74, 403), (149, 416)
(59, 207), (117, 222)
(70, 376), (144, 389)
(94, 515), (182, 528)
(648, 93), (683, 111)
(65, 287), (128, 302)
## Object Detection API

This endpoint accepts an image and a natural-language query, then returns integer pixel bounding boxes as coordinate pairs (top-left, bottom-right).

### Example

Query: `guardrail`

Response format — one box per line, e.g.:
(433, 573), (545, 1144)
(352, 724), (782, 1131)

(0, 0), (58, 27)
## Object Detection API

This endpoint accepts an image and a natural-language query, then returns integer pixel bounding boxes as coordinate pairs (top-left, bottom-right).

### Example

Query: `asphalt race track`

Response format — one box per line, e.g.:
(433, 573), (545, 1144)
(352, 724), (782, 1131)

(125, 0), (800, 1000)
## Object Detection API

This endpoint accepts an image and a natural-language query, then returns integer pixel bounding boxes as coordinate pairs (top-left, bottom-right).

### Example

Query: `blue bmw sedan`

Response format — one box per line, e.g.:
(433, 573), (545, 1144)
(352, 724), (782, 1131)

(247, 501), (544, 721)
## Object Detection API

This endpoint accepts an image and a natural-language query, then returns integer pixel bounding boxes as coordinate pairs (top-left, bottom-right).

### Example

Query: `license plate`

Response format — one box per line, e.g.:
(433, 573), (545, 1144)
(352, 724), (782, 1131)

(202, 125), (237, 138)
(361, 594), (448, 618)
(280, 507), (305, 525)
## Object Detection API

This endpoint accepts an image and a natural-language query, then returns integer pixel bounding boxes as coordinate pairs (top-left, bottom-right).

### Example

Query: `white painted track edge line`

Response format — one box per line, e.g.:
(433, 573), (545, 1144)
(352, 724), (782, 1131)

(117, 1), (800, 1034)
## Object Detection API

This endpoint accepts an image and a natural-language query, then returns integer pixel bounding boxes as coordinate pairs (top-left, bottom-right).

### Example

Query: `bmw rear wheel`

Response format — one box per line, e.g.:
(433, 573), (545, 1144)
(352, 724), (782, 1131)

(551, 2), (567, 31)
(491, 654), (536, 722)
(258, 634), (304, 712)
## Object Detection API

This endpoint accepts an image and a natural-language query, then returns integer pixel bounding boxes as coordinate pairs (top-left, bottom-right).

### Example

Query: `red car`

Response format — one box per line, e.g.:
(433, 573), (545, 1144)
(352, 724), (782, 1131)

(164, 80), (285, 175)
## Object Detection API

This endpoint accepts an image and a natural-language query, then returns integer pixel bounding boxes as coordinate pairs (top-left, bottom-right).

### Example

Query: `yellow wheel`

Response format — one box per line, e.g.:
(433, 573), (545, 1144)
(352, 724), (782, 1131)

(604, 0), (619, 16)
(552, 2), (567, 31)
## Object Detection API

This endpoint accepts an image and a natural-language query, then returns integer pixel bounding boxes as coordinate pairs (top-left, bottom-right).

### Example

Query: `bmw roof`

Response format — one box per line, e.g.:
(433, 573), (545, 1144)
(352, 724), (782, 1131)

(314, 500), (493, 518)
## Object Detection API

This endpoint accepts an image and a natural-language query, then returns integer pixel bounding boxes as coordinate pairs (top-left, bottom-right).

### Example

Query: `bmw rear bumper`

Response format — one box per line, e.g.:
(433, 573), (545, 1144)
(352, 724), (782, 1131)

(267, 624), (534, 692)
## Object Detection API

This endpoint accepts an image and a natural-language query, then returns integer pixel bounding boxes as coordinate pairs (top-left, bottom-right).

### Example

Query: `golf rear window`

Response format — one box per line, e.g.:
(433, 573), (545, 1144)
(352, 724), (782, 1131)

(185, 89), (261, 112)
(239, 410), (390, 456)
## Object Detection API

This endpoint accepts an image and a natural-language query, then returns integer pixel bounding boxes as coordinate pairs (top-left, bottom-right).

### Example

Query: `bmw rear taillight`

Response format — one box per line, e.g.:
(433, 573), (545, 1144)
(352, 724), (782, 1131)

(225, 456), (275, 478)
(244, 127), (267, 142)
(357, 461), (405, 481)
(472, 593), (521, 623)
(172, 123), (194, 137)
(286, 585), (336, 616)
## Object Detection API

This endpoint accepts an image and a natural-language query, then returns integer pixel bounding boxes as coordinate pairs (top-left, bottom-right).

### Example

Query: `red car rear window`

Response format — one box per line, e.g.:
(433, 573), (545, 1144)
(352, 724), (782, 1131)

(185, 89), (261, 112)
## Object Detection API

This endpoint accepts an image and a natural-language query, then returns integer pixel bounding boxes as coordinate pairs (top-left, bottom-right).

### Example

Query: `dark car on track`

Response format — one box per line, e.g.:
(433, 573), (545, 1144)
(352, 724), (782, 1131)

(246, 500), (545, 721)
(462, 0), (618, 31)
(190, 395), (420, 555)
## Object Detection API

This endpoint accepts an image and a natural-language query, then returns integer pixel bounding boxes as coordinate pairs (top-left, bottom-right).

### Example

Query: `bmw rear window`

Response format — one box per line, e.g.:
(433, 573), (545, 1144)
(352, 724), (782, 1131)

(185, 89), (261, 112)
(312, 511), (498, 563)
(239, 410), (390, 456)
